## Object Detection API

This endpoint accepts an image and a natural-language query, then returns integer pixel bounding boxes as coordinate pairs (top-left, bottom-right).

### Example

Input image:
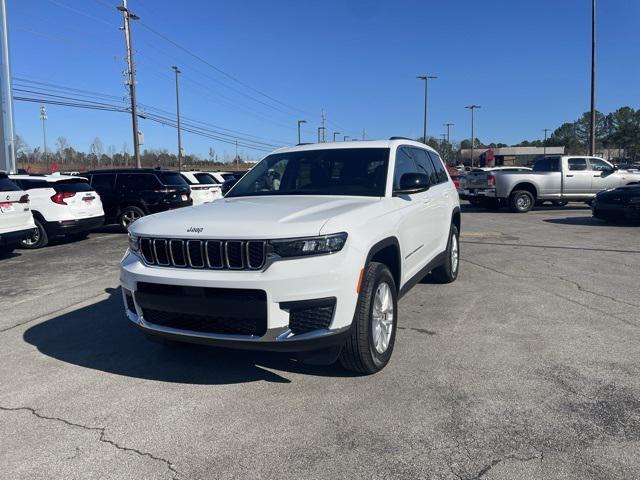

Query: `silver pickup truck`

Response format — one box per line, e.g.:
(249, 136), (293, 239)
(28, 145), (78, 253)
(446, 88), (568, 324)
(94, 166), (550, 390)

(466, 156), (640, 212)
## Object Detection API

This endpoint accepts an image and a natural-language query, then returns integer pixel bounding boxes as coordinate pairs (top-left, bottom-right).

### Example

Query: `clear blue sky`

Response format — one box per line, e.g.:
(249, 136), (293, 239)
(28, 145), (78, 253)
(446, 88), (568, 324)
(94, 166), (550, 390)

(8, 0), (640, 160)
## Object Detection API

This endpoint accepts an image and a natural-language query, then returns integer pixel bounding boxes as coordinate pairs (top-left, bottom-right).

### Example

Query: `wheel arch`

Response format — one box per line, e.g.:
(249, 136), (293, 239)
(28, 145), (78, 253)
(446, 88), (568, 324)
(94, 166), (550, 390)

(451, 206), (461, 234)
(118, 202), (149, 215)
(365, 237), (402, 293)
(509, 182), (538, 199)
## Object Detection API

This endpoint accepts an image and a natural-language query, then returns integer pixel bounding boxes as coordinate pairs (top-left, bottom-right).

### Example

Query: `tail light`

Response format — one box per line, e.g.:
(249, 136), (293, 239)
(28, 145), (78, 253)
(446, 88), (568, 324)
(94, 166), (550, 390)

(487, 174), (496, 187)
(154, 188), (177, 193)
(50, 192), (75, 205)
(19, 194), (29, 204)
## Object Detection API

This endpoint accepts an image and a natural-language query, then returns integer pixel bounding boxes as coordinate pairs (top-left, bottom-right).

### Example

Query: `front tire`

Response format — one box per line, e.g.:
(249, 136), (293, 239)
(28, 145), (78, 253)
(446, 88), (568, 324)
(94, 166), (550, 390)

(431, 224), (460, 283)
(509, 190), (535, 213)
(339, 262), (398, 375)
(19, 219), (48, 249)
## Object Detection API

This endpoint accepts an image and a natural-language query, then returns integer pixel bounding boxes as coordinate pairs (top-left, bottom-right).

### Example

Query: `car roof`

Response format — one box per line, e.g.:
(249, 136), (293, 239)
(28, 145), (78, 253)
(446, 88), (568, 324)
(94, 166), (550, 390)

(270, 139), (438, 155)
(9, 173), (88, 182)
(84, 168), (178, 174)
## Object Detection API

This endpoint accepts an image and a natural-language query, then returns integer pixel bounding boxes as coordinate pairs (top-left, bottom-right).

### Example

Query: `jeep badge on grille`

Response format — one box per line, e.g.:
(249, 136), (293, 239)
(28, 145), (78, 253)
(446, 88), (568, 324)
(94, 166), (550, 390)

(187, 227), (204, 233)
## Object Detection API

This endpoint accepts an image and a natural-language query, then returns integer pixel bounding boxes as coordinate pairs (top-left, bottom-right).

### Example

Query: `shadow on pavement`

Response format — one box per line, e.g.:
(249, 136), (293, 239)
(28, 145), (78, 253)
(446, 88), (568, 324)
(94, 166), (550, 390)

(544, 216), (639, 227)
(23, 288), (355, 385)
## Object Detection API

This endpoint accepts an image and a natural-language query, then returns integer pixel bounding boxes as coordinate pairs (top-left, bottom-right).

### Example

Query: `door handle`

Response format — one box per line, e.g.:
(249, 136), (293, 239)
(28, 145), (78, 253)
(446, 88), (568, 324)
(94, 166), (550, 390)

(566, 174), (574, 177)
(593, 174), (600, 177)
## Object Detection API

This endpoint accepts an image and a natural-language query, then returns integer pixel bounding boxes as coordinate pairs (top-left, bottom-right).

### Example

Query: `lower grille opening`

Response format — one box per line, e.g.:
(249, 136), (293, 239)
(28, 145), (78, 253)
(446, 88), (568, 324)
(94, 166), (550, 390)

(282, 298), (336, 335)
(124, 289), (136, 313)
(136, 282), (267, 336)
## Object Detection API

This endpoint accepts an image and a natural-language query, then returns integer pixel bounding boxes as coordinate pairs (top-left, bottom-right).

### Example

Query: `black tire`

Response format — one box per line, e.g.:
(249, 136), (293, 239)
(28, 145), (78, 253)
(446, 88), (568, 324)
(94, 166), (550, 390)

(19, 219), (48, 249)
(0, 244), (16, 257)
(509, 190), (535, 213)
(339, 262), (398, 375)
(431, 224), (460, 284)
(552, 200), (569, 207)
(118, 205), (145, 231)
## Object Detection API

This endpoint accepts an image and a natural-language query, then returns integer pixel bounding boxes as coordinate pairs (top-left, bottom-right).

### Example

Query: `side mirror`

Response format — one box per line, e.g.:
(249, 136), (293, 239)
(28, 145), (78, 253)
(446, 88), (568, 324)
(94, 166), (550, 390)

(394, 173), (430, 195)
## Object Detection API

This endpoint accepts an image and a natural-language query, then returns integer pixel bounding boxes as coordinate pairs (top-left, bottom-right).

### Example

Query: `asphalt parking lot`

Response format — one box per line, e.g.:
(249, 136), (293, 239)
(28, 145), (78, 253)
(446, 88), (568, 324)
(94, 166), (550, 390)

(1, 204), (639, 480)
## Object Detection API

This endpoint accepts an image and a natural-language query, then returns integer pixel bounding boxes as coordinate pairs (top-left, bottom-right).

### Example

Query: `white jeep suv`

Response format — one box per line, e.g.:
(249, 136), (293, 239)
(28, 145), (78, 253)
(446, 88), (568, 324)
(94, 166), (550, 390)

(0, 172), (35, 257)
(121, 140), (461, 373)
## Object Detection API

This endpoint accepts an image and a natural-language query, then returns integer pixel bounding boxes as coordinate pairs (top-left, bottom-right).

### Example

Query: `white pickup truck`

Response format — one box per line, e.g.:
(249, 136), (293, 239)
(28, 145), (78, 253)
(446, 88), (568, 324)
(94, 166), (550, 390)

(465, 156), (640, 212)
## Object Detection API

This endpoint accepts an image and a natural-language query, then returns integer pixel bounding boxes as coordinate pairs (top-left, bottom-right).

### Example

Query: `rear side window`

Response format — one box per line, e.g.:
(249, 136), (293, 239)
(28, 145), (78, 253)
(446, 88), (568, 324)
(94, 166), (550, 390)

(117, 173), (160, 190)
(0, 177), (20, 192)
(533, 157), (560, 172)
(568, 158), (588, 171)
(194, 173), (217, 184)
(53, 180), (93, 193)
(427, 151), (449, 184)
(157, 172), (188, 186)
(91, 174), (116, 191)
(410, 148), (439, 185)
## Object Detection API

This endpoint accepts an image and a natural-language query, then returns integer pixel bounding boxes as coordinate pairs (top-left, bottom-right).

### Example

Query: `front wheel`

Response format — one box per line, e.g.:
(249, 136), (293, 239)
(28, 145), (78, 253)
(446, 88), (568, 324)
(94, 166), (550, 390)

(339, 262), (398, 375)
(509, 190), (535, 213)
(118, 206), (145, 231)
(431, 224), (460, 283)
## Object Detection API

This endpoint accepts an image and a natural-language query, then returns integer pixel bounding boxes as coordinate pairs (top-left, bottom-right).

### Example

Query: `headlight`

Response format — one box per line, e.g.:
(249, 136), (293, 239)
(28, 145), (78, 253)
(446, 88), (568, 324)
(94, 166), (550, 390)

(269, 233), (348, 258)
(128, 233), (140, 254)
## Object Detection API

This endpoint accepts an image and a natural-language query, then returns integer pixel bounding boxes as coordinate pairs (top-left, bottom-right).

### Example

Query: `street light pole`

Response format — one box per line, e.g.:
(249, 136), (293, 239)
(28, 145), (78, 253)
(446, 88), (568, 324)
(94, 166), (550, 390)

(589, 0), (596, 156)
(465, 105), (480, 167)
(333, 132), (340, 142)
(343, 135), (350, 142)
(297, 120), (306, 144)
(542, 128), (550, 159)
(172, 66), (183, 170)
(118, 0), (141, 168)
(39, 105), (47, 173)
(417, 74), (437, 143)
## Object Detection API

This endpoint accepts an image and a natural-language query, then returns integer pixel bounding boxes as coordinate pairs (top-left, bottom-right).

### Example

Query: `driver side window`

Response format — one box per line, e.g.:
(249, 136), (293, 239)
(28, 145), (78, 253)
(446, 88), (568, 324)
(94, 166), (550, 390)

(393, 147), (418, 190)
(589, 158), (611, 172)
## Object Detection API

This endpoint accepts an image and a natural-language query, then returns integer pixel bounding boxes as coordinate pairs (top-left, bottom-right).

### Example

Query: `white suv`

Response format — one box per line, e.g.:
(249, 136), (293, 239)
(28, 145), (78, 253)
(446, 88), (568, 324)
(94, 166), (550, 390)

(180, 171), (222, 205)
(121, 140), (461, 373)
(10, 174), (104, 248)
(0, 172), (35, 257)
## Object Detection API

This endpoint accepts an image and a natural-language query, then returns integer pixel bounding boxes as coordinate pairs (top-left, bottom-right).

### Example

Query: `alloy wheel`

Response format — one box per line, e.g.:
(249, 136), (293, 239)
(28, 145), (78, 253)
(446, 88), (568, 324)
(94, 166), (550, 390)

(371, 282), (394, 354)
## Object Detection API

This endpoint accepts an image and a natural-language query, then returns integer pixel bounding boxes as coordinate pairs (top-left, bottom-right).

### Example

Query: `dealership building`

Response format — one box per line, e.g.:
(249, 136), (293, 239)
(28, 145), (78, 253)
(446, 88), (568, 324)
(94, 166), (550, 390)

(460, 146), (566, 167)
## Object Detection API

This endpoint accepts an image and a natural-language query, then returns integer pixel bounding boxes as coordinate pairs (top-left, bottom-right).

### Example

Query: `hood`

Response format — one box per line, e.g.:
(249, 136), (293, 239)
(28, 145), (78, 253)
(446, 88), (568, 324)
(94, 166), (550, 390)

(131, 195), (380, 239)
(598, 184), (640, 197)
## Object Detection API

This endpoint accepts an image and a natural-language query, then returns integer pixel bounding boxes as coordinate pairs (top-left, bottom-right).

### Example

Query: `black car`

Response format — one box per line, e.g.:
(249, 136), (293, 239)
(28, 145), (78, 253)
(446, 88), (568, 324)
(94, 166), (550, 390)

(592, 184), (640, 224)
(82, 169), (192, 229)
(220, 171), (248, 196)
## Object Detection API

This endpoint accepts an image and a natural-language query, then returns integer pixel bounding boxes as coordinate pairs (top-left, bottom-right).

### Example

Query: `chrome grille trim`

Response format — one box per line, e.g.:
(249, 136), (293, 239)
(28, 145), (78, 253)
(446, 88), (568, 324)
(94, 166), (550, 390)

(139, 237), (266, 271)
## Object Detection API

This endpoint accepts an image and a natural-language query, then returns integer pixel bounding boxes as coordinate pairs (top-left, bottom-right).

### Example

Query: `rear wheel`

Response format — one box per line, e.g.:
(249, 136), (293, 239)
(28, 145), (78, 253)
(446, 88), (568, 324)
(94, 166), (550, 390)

(339, 262), (397, 375)
(431, 224), (460, 283)
(118, 206), (145, 231)
(509, 190), (535, 213)
(19, 219), (48, 249)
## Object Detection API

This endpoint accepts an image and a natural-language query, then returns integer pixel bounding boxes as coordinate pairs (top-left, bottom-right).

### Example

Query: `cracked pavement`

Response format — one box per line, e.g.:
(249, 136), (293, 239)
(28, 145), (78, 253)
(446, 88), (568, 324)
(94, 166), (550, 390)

(1, 204), (639, 479)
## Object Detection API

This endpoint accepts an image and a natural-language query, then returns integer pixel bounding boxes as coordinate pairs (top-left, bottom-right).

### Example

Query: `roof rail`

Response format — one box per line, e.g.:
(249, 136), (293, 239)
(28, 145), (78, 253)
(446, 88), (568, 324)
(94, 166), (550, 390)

(388, 136), (416, 141)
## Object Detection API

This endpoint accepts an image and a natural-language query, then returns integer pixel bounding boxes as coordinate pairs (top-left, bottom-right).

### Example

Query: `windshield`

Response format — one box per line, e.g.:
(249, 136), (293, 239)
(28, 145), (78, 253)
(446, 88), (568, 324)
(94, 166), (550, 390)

(226, 148), (390, 198)
(53, 180), (93, 193)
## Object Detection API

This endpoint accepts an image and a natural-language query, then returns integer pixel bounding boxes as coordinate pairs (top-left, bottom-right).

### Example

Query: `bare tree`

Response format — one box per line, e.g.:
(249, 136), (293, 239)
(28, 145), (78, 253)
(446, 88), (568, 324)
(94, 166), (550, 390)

(14, 134), (29, 156)
(56, 136), (69, 153)
(90, 137), (103, 157)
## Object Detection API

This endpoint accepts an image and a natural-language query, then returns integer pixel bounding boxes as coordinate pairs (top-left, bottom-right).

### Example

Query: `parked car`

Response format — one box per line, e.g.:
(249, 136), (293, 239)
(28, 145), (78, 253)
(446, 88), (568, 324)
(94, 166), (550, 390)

(220, 171), (248, 196)
(592, 184), (640, 224)
(81, 169), (192, 229)
(0, 172), (35, 256)
(466, 156), (640, 212)
(180, 171), (222, 205)
(462, 166), (532, 206)
(10, 174), (104, 249)
(121, 139), (461, 374)
(208, 171), (237, 184)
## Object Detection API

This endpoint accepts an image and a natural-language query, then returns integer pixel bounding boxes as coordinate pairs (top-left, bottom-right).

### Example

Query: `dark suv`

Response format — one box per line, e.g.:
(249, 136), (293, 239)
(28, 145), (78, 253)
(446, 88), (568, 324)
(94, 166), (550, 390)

(82, 169), (192, 229)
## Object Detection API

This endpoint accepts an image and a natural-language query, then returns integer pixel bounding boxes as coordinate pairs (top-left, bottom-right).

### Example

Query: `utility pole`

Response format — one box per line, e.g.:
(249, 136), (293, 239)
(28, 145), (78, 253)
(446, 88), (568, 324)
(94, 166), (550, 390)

(343, 135), (350, 142)
(440, 133), (446, 149)
(444, 123), (454, 143)
(589, 0), (596, 156)
(317, 127), (321, 143)
(0, 0), (16, 174)
(465, 105), (480, 167)
(118, 0), (141, 168)
(40, 105), (48, 173)
(235, 140), (239, 171)
(362, 128), (366, 140)
(333, 132), (340, 142)
(417, 74), (437, 143)
(172, 66), (183, 170)
(542, 128), (550, 159)
(319, 110), (326, 142)
(297, 119), (306, 144)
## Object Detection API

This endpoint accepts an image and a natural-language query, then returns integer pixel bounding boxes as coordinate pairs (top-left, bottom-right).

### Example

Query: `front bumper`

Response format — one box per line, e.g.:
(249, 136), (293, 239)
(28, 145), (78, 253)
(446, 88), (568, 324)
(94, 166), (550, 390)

(119, 245), (363, 351)
(44, 215), (105, 237)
